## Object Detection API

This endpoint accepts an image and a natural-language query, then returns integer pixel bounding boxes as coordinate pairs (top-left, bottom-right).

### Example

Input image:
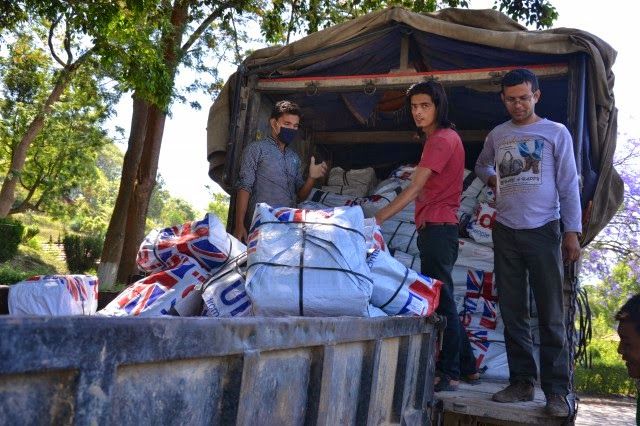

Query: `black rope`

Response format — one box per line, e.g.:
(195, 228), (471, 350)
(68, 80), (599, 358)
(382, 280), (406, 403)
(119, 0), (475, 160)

(311, 190), (323, 202)
(379, 266), (410, 311)
(387, 221), (402, 247)
(246, 261), (374, 285)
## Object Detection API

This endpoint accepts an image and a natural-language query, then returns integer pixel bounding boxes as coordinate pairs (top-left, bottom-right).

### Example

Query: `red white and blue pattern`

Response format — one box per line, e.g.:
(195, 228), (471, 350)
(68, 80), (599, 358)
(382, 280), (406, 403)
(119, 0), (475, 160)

(137, 213), (245, 274)
(101, 255), (208, 317)
(460, 269), (498, 330)
(8, 275), (99, 316)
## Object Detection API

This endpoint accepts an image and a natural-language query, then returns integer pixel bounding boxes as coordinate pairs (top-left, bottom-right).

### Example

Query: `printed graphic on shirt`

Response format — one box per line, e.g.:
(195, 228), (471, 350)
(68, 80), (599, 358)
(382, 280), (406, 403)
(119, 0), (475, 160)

(496, 137), (544, 193)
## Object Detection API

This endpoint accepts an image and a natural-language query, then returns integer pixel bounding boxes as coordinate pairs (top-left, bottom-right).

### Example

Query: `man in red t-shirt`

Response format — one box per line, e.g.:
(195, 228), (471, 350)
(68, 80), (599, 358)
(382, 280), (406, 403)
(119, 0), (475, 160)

(375, 81), (477, 391)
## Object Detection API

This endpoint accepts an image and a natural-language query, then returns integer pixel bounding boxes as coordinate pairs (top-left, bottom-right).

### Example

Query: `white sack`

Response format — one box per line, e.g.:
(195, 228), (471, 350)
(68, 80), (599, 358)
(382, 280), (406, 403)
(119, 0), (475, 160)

(9, 275), (99, 316)
(137, 212), (245, 274)
(381, 219), (419, 255)
(363, 217), (388, 253)
(326, 166), (377, 197)
(392, 249), (421, 272)
(99, 255), (208, 317)
(456, 238), (494, 271)
(305, 188), (401, 218)
(467, 202), (496, 245)
(245, 203), (372, 317)
(201, 254), (252, 318)
(366, 249), (441, 317)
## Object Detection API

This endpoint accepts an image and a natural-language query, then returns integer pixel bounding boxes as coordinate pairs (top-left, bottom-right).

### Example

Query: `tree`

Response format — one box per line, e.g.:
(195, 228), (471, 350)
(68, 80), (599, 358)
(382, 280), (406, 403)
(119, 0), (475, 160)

(207, 191), (230, 227)
(0, 9), (96, 216)
(101, 0), (259, 287)
(582, 141), (640, 282)
(0, 27), (120, 222)
(258, 0), (558, 45)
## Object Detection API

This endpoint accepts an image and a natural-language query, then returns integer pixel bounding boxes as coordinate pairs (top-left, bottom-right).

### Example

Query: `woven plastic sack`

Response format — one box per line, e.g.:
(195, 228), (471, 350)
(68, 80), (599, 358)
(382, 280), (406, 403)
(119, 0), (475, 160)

(100, 255), (208, 317)
(363, 217), (387, 253)
(466, 202), (496, 245)
(305, 188), (401, 218)
(366, 249), (441, 316)
(8, 275), (99, 316)
(325, 166), (377, 197)
(381, 219), (419, 255)
(391, 249), (421, 271)
(245, 203), (372, 317)
(137, 212), (245, 273)
(201, 254), (252, 317)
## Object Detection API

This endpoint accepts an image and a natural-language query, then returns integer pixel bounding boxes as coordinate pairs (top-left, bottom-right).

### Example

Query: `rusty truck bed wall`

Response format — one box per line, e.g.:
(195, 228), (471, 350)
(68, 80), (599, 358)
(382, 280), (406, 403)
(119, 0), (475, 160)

(0, 316), (439, 426)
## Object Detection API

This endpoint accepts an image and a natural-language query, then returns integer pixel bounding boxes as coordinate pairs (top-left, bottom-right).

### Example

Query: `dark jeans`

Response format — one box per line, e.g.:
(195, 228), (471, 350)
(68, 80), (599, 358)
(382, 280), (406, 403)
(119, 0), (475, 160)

(417, 225), (477, 380)
(492, 220), (569, 396)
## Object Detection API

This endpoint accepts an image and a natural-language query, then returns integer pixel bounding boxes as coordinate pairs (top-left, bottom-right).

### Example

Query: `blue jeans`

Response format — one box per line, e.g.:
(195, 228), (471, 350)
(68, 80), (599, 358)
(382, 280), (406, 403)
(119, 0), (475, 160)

(417, 225), (477, 380)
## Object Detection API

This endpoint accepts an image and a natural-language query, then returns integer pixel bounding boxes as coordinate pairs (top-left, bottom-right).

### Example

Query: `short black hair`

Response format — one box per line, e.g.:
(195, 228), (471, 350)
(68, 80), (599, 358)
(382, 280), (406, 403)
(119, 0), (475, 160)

(501, 68), (539, 93)
(406, 80), (454, 130)
(616, 293), (640, 334)
(270, 100), (301, 120)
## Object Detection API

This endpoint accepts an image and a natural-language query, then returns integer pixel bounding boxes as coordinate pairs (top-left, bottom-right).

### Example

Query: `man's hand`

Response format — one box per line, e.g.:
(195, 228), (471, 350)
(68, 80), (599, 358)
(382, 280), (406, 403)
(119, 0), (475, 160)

(309, 156), (327, 179)
(562, 232), (581, 264)
(233, 224), (248, 244)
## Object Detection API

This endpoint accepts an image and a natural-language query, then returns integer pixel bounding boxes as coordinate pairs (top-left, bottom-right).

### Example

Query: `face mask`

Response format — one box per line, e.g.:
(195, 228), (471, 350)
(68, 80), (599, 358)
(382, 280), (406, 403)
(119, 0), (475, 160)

(278, 127), (298, 145)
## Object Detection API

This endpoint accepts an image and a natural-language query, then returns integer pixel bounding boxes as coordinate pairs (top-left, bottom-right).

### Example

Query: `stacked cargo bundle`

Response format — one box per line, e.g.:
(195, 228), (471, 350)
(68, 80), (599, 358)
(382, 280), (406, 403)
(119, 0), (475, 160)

(304, 163), (506, 378)
(321, 166), (378, 197)
(244, 202), (442, 318)
(99, 213), (249, 317)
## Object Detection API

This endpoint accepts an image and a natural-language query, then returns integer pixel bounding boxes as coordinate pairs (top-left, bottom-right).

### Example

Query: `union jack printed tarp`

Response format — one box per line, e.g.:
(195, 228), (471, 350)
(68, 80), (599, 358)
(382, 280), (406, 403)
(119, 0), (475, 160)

(100, 255), (208, 317)
(367, 249), (441, 317)
(8, 275), (99, 316)
(137, 212), (245, 274)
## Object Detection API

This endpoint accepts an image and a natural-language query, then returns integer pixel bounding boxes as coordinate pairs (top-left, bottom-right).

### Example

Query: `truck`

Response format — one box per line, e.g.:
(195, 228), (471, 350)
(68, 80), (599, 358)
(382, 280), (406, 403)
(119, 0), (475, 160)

(205, 6), (622, 425)
(0, 6), (621, 426)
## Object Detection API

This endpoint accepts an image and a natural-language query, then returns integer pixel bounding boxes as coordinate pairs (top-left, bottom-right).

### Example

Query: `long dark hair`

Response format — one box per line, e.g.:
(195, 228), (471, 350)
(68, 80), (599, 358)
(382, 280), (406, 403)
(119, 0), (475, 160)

(406, 80), (455, 130)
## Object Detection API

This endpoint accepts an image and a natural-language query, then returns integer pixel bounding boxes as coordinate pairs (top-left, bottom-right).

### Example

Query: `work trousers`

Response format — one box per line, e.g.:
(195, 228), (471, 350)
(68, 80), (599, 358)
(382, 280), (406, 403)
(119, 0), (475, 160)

(418, 224), (477, 380)
(492, 220), (569, 395)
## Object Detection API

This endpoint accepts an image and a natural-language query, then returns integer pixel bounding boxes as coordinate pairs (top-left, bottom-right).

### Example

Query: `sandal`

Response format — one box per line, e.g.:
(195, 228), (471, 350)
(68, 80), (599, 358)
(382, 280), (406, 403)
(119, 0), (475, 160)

(461, 372), (482, 386)
(434, 372), (459, 392)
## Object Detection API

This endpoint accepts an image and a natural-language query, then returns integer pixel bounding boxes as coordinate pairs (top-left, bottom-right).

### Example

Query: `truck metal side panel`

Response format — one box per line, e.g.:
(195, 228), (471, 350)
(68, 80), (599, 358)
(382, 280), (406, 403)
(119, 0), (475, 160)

(0, 316), (439, 426)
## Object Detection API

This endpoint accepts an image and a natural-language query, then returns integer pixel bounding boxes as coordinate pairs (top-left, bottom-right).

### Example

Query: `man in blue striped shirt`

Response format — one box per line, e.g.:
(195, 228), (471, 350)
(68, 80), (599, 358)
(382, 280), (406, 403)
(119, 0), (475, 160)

(233, 100), (327, 242)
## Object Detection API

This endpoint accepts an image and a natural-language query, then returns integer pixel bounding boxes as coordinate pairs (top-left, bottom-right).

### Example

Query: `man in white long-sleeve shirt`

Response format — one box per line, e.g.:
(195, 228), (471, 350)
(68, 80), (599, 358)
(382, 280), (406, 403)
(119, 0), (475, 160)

(474, 69), (581, 417)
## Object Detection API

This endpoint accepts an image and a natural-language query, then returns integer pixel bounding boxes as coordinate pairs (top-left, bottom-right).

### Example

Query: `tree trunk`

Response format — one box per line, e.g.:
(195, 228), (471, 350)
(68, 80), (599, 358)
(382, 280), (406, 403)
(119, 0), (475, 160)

(116, 104), (167, 284)
(97, 96), (149, 289)
(0, 70), (71, 217)
(113, 1), (189, 283)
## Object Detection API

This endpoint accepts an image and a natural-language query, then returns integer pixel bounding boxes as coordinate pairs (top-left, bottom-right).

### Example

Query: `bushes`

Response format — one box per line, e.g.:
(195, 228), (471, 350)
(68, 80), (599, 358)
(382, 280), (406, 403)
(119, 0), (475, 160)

(0, 217), (24, 262)
(63, 234), (103, 274)
(575, 338), (638, 396)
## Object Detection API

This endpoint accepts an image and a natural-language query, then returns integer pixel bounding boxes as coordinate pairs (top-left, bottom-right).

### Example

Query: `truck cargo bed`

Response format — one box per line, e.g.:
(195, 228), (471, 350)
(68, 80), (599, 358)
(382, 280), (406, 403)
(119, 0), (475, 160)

(436, 379), (565, 425)
(0, 315), (439, 426)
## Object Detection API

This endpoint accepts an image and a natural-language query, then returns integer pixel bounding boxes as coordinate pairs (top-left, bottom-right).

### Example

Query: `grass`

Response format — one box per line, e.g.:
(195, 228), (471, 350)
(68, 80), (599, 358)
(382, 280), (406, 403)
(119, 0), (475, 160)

(0, 212), (70, 284)
(575, 337), (638, 397)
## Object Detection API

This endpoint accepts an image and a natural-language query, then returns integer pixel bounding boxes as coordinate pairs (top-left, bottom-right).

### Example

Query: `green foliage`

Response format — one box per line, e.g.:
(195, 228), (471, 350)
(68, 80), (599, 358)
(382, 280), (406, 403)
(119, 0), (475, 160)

(63, 234), (103, 274)
(0, 264), (35, 285)
(495, 0), (558, 29)
(0, 30), (118, 218)
(0, 217), (24, 262)
(21, 224), (40, 243)
(585, 263), (640, 332)
(575, 338), (638, 397)
(208, 192), (230, 227)
(146, 176), (198, 230)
